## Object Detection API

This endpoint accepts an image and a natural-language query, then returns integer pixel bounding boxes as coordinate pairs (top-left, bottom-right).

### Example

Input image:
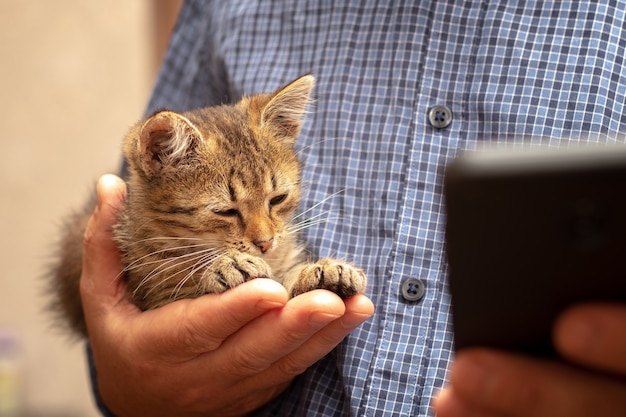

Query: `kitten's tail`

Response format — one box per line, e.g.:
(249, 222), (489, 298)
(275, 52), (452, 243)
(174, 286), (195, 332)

(44, 192), (96, 339)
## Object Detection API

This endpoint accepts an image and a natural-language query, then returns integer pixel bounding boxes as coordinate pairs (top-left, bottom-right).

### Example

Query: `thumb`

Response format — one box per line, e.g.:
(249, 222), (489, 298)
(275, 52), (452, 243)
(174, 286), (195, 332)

(80, 174), (128, 310)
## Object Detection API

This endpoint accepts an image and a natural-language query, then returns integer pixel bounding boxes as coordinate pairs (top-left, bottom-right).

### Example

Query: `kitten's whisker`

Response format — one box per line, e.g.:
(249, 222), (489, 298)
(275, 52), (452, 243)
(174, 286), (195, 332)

(290, 210), (337, 226)
(119, 245), (215, 283)
(123, 242), (220, 273)
(133, 248), (226, 298)
(163, 249), (229, 302)
(295, 209), (333, 223)
(169, 252), (221, 302)
(134, 247), (215, 281)
(293, 189), (344, 220)
(295, 138), (334, 157)
(138, 247), (224, 289)
(286, 216), (342, 235)
(151, 247), (227, 283)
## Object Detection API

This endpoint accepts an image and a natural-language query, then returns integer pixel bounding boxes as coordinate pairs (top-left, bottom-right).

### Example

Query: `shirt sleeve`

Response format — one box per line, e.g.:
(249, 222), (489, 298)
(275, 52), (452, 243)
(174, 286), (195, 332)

(86, 341), (117, 417)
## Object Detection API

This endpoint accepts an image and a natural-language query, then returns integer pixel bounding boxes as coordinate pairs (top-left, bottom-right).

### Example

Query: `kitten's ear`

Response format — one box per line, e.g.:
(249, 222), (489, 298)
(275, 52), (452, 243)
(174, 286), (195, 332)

(135, 110), (202, 176)
(261, 74), (315, 144)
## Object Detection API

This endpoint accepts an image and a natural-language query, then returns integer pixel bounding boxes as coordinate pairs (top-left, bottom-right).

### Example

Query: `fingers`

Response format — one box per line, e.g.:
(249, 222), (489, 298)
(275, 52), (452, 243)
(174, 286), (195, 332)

(136, 278), (289, 359)
(80, 174), (134, 336)
(266, 294), (374, 380)
(130, 290), (372, 416)
(214, 291), (374, 385)
(434, 349), (626, 417)
(554, 303), (626, 375)
(215, 289), (346, 378)
(81, 174), (127, 298)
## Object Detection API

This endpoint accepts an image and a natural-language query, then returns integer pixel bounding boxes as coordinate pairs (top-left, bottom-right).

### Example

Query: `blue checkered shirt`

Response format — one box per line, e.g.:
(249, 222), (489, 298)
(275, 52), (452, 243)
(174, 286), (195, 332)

(91, 1), (626, 415)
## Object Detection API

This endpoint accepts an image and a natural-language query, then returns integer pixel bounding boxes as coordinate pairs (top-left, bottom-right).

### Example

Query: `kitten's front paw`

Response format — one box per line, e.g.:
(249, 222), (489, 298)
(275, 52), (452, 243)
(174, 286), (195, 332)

(289, 258), (367, 299)
(202, 250), (271, 294)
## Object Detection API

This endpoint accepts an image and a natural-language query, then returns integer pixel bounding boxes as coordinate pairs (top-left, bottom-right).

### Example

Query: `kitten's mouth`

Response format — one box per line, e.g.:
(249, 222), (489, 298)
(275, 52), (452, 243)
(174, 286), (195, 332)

(255, 247), (274, 257)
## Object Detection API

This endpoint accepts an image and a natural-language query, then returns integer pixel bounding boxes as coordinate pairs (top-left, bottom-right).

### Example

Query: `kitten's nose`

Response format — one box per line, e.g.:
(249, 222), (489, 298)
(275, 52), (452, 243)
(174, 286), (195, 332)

(253, 237), (274, 253)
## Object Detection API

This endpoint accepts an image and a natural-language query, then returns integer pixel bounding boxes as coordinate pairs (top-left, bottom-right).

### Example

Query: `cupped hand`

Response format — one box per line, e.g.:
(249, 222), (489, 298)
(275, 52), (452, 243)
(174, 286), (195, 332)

(81, 174), (375, 417)
(434, 303), (626, 417)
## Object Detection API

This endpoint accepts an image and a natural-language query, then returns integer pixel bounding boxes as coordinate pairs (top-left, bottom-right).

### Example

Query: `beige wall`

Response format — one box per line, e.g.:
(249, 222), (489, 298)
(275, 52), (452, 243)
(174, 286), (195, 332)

(0, 1), (159, 415)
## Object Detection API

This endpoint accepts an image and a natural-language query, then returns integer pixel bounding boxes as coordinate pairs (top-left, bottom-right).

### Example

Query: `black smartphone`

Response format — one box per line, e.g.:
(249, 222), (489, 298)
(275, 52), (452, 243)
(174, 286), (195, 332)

(444, 145), (626, 357)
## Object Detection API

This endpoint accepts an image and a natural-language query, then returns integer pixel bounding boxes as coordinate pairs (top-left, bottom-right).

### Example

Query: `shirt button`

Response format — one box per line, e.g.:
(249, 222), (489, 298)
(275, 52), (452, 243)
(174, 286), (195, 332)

(400, 278), (425, 302)
(427, 105), (453, 129)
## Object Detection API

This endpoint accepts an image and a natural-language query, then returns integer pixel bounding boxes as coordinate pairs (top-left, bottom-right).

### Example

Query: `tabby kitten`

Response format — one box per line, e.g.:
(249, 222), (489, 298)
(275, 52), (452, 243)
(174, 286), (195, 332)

(49, 74), (366, 337)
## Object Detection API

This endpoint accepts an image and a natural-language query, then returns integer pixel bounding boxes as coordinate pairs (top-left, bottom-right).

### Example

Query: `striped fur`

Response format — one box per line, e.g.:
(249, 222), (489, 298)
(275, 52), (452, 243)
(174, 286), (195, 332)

(48, 75), (366, 338)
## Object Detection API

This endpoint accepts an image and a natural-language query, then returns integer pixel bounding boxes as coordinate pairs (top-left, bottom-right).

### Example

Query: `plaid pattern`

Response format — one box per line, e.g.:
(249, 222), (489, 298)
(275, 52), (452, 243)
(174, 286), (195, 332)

(93, 1), (626, 415)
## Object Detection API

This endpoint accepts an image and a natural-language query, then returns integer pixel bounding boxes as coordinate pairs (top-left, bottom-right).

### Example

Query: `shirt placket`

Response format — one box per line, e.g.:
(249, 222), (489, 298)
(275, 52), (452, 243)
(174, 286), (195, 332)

(360, 2), (487, 416)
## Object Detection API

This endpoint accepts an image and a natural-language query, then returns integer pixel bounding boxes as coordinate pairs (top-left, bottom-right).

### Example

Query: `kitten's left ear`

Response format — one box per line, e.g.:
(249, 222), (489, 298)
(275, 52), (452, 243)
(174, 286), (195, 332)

(261, 74), (315, 144)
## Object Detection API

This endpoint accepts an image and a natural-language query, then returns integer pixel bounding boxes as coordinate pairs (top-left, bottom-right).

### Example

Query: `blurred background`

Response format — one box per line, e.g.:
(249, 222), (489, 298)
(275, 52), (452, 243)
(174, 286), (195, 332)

(0, 1), (182, 415)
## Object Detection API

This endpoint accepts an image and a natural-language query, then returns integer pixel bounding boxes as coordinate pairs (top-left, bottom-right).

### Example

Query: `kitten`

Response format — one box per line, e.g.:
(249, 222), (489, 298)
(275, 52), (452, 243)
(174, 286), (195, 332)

(48, 74), (366, 338)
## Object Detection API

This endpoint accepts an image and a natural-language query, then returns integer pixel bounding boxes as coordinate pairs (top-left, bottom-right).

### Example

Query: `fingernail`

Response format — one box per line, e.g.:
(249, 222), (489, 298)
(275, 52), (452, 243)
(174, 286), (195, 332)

(100, 174), (120, 188)
(255, 299), (285, 311)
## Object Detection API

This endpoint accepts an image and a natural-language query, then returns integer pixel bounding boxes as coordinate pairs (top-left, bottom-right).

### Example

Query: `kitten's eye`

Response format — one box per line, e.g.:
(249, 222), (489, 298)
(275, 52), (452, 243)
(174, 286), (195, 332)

(213, 208), (239, 217)
(269, 194), (288, 207)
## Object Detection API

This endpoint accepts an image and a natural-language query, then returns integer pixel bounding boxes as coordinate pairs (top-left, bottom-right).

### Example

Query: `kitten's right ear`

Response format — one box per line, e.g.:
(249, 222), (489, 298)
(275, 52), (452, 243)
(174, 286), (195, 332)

(133, 111), (202, 177)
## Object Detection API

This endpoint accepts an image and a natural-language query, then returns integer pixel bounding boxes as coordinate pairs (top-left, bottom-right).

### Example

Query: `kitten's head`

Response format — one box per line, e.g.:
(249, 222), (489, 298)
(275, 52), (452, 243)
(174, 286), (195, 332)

(122, 74), (315, 256)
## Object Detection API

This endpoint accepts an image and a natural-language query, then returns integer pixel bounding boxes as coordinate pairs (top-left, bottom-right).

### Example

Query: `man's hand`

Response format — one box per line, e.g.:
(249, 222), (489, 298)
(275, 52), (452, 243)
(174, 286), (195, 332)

(81, 174), (375, 417)
(434, 303), (626, 417)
